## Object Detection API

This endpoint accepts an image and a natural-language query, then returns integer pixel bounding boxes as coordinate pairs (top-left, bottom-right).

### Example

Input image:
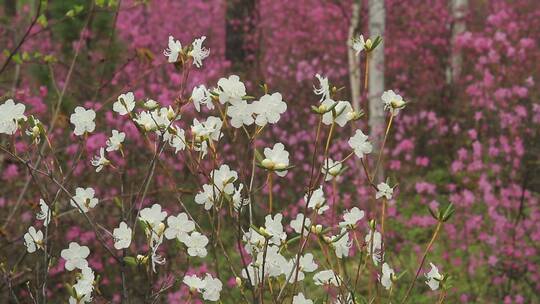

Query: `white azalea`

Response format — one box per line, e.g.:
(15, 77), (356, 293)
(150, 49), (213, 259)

(322, 100), (354, 127)
(331, 228), (351, 258)
(163, 35), (182, 63)
(183, 274), (205, 291)
(91, 147), (110, 172)
(348, 129), (373, 159)
(381, 90), (406, 116)
(322, 158), (343, 181)
(313, 270), (341, 286)
(164, 213), (194, 243)
(292, 293), (313, 304)
(0, 99), (26, 134)
(365, 230), (383, 265)
(185, 231), (209, 257)
(216, 75), (246, 105)
(190, 36), (210, 68)
(252, 92), (287, 126)
(290, 213), (311, 235)
(262, 143), (290, 177)
(264, 213), (286, 246)
(425, 262), (443, 290)
(106, 130), (125, 152)
(195, 184), (219, 210)
(202, 274), (222, 301)
(113, 222), (132, 250)
(380, 262), (394, 290)
(139, 203), (168, 230)
(191, 85), (213, 112)
(70, 187), (99, 213)
(210, 164), (238, 195)
(36, 199), (51, 226)
(23, 226), (43, 253)
(313, 74), (330, 102)
(112, 92), (135, 115)
(376, 182), (393, 200)
(164, 125), (186, 153)
(70, 106), (95, 136)
(305, 186), (328, 215)
(339, 207), (365, 228)
(227, 99), (254, 128)
(61, 242), (90, 271)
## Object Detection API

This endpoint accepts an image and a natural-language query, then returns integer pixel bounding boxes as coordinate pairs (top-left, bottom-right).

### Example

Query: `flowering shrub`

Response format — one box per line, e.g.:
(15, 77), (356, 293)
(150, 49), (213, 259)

(1, 0), (539, 303)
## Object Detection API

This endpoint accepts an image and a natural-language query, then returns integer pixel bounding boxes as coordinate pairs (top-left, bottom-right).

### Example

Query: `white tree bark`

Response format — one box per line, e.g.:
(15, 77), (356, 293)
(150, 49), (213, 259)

(347, 0), (361, 111)
(448, 0), (468, 83)
(368, 0), (385, 179)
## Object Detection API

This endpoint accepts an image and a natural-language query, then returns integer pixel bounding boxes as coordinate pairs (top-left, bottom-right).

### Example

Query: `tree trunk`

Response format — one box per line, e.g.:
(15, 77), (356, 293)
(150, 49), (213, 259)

(448, 0), (468, 83)
(368, 0), (385, 180)
(347, 0), (361, 111)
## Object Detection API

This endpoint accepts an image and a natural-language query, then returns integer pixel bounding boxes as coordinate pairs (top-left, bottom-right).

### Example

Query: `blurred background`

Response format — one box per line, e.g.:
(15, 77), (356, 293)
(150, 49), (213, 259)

(1, 0), (539, 303)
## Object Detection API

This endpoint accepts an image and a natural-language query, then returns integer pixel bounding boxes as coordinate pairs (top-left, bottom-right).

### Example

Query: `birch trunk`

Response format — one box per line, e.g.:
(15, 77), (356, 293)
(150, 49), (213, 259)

(347, 0), (361, 111)
(368, 0), (386, 180)
(448, 0), (468, 83)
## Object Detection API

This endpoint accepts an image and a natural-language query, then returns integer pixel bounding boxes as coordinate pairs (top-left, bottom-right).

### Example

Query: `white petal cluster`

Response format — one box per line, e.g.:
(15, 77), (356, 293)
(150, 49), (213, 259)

(290, 213), (311, 236)
(61, 242), (90, 271)
(70, 266), (95, 303)
(164, 213), (195, 243)
(23, 226), (43, 253)
(227, 99), (254, 128)
(182, 274), (222, 301)
(425, 262), (443, 290)
(190, 36), (210, 68)
(339, 207), (365, 228)
(113, 92), (135, 115)
(91, 147), (110, 172)
(313, 269), (341, 286)
(106, 130), (125, 152)
(0, 99), (26, 134)
(252, 92), (287, 126)
(322, 158), (343, 181)
(321, 99), (354, 127)
(70, 107), (95, 136)
(36, 199), (51, 226)
(331, 228), (352, 258)
(313, 74), (330, 102)
(70, 187), (99, 213)
(305, 186), (328, 215)
(381, 90), (406, 116)
(376, 182), (393, 200)
(292, 293), (313, 304)
(191, 85), (213, 112)
(262, 143), (290, 177)
(113, 222), (132, 250)
(348, 129), (373, 159)
(365, 230), (383, 265)
(217, 75), (246, 105)
(380, 262), (394, 290)
(163, 35), (182, 63)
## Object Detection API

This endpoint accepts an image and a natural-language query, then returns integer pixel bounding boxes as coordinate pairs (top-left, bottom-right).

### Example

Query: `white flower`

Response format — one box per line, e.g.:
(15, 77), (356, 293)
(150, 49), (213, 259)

(242, 227), (266, 254)
(202, 274), (222, 301)
(313, 74), (330, 102)
(255, 245), (287, 277)
(106, 130), (125, 152)
(191, 85), (213, 112)
(313, 270), (341, 286)
(252, 92), (287, 126)
(23, 226), (43, 253)
(305, 186), (328, 215)
(36, 199), (51, 226)
(352, 34), (368, 55)
(195, 184), (219, 210)
(262, 143), (290, 177)
(191, 116), (223, 143)
(339, 207), (365, 228)
(144, 99), (159, 110)
(139, 203), (168, 230)
(61, 242), (90, 271)
(70, 107), (95, 136)
(190, 36), (210, 68)
(331, 228), (351, 259)
(70, 187), (98, 213)
(284, 253), (318, 283)
(322, 158), (343, 181)
(26, 117), (42, 143)
(164, 213), (194, 242)
(290, 213), (311, 235)
(216, 75), (246, 105)
(348, 129), (373, 159)
(232, 184), (248, 211)
(365, 230), (383, 265)
(381, 90), (406, 116)
(91, 147), (110, 172)
(151, 249), (166, 273)
(185, 231), (209, 257)
(264, 213), (286, 246)
(322, 100), (354, 127)
(0, 99), (26, 134)
(183, 274), (205, 291)
(164, 35), (182, 63)
(113, 92), (135, 115)
(113, 222), (132, 250)
(227, 99), (254, 128)
(292, 293), (313, 304)
(376, 182), (393, 200)
(425, 263), (443, 290)
(73, 266), (94, 299)
(69, 294), (91, 304)
(380, 262), (394, 290)
(164, 125), (186, 153)
(210, 164), (238, 195)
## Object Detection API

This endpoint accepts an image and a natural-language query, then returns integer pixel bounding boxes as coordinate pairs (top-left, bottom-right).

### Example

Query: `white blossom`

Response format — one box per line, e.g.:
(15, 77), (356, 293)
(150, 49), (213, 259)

(381, 90), (406, 116)
(264, 213), (286, 246)
(290, 213), (311, 236)
(190, 36), (210, 68)
(425, 262), (443, 290)
(292, 293), (313, 304)
(164, 213), (194, 243)
(191, 116), (223, 143)
(313, 270), (341, 286)
(380, 262), (394, 290)
(313, 74), (330, 102)
(227, 99), (254, 128)
(106, 130), (125, 152)
(284, 253), (318, 283)
(376, 182), (393, 200)
(202, 274), (222, 301)
(113, 92), (135, 115)
(365, 230), (383, 265)
(139, 204), (167, 230)
(348, 129), (373, 159)
(113, 222), (132, 250)
(70, 187), (98, 213)
(70, 107), (95, 136)
(72, 266), (94, 300)
(252, 92), (287, 126)
(339, 207), (365, 228)
(23, 226), (43, 253)
(164, 125), (186, 153)
(61, 242), (90, 271)
(194, 184), (219, 210)
(183, 274), (205, 291)
(164, 35), (182, 63)
(216, 75), (246, 105)
(185, 231), (209, 258)
(352, 34), (368, 55)
(191, 85), (213, 112)
(36, 199), (51, 226)
(0, 99), (26, 134)
(91, 147), (110, 172)
(322, 158), (343, 181)
(262, 143), (290, 177)
(331, 228), (351, 258)
(305, 186), (328, 215)
(322, 100), (354, 127)
(210, 164), (238, 195)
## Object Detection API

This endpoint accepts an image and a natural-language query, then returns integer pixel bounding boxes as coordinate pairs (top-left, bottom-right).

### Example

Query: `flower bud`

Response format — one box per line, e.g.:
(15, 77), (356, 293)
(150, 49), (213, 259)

(261, 159), (275, 170)
(144, 99), (159, 110)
